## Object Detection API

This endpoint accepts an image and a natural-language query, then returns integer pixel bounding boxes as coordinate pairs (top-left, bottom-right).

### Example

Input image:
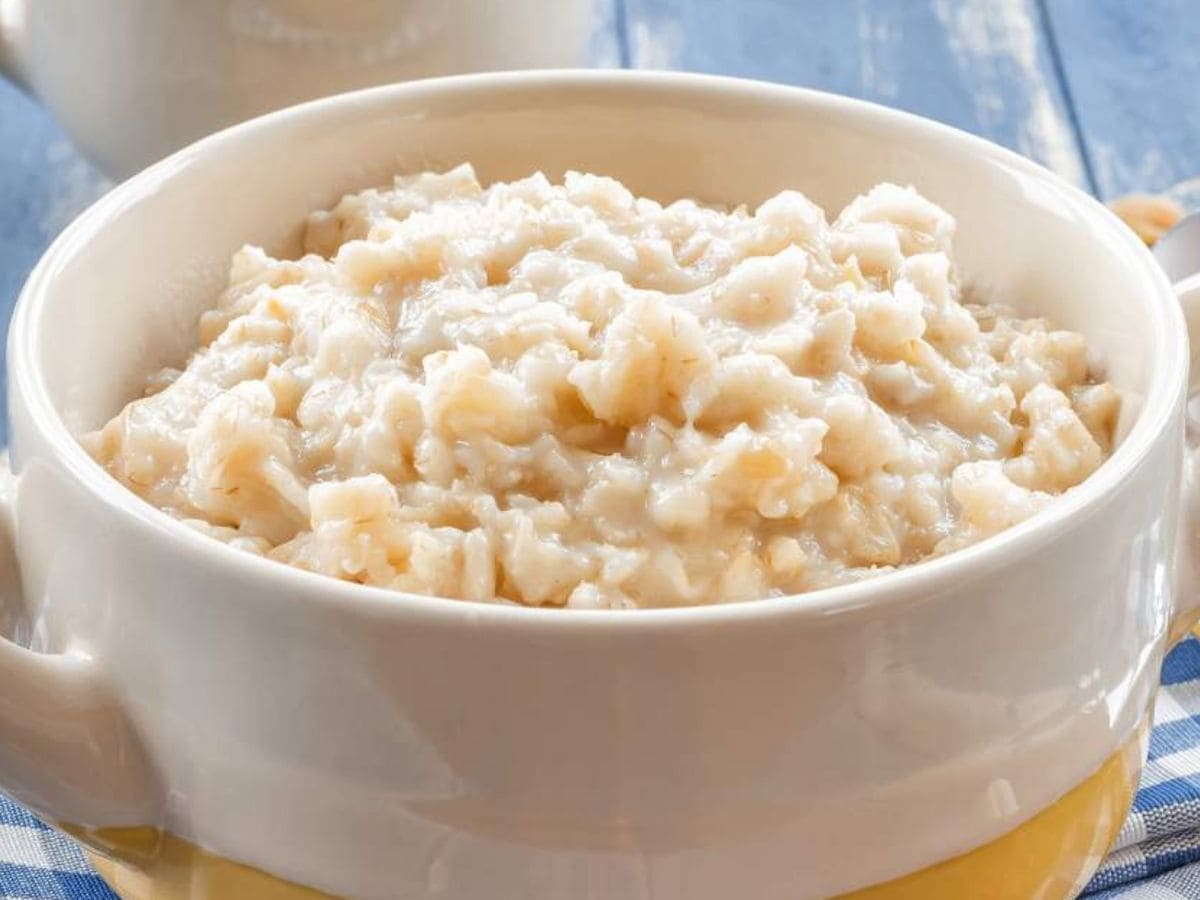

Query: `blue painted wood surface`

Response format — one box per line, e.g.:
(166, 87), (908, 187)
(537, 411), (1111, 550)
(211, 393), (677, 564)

(0, 0), (1195, 449)
(622, 0), (1088, 185)
(1044, 0), (1200, 197)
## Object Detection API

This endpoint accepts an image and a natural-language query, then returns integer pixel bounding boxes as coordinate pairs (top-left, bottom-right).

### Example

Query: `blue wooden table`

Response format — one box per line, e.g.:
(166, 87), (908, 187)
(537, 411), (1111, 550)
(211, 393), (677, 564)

(1, 2), (1200, 897)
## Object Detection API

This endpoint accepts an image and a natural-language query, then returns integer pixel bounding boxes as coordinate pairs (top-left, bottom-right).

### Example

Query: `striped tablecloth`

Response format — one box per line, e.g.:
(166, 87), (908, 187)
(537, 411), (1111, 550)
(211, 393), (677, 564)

(1086, 638), (1200, 897)
(7, 641), (1200, 898)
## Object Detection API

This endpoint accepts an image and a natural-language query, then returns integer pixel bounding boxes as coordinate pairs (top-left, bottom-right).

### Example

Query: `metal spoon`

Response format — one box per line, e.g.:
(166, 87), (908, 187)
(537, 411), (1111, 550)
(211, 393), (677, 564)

(1155, 211), (1200, 284)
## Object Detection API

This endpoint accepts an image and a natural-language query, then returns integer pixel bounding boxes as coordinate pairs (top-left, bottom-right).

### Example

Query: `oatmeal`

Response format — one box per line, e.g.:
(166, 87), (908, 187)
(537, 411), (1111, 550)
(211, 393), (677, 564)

(85, 166), (1118, 608)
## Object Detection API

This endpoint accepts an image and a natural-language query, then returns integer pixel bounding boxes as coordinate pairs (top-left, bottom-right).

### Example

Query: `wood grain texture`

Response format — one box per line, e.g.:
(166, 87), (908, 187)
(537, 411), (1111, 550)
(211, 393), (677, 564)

(622, 0), (1089, 184)
(1043, 0), (1200, 198)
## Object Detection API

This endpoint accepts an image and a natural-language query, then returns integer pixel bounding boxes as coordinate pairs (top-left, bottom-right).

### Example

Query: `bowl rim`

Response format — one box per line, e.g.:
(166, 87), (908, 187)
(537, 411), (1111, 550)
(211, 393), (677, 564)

(9, 68), (1187, 630)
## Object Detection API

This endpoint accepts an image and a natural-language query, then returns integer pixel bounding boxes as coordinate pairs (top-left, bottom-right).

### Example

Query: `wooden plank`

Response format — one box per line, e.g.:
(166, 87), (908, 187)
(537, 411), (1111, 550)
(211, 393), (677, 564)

(1043, 0), (1200, 199)
(590, 0), (627, 68)
(0, 84), (109, 301)
(622, 0), (1089, 186)
(0, 80), (110, 443)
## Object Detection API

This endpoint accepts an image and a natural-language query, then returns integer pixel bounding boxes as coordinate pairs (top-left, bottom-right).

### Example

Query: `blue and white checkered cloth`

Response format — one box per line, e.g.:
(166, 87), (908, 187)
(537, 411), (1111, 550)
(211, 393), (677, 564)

(0, 804), (113, 899)
(10, 642), (1200, 898)
(1084, 638), (1200, 897)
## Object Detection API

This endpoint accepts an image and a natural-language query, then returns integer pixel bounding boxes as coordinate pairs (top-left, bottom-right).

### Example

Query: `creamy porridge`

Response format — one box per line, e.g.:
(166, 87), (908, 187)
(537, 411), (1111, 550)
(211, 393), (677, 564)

(85, 166), (1118, 608)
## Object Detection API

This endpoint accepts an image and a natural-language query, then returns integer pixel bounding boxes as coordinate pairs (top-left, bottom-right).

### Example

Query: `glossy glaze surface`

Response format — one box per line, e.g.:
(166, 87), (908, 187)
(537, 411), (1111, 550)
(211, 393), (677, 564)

(842, 713), (1146, 899)
(0, 73), (1194, 898)
(66, 713), (1147, 900)
(73, 828), (330, 900)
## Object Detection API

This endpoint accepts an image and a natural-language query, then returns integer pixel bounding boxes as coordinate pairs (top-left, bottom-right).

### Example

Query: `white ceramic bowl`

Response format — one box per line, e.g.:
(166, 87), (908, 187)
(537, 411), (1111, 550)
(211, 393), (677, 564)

(2, 71), (1198, 900)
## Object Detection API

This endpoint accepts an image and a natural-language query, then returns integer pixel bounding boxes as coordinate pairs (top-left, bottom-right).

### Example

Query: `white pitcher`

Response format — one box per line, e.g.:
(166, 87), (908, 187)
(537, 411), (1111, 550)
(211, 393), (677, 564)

(0, 0), (598, 177)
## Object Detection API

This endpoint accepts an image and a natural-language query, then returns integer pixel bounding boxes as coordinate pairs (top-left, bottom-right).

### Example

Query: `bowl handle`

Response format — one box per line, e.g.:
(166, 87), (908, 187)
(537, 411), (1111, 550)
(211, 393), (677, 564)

(0, 452), (159, 828)
(1171, 273), (1200, 641)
